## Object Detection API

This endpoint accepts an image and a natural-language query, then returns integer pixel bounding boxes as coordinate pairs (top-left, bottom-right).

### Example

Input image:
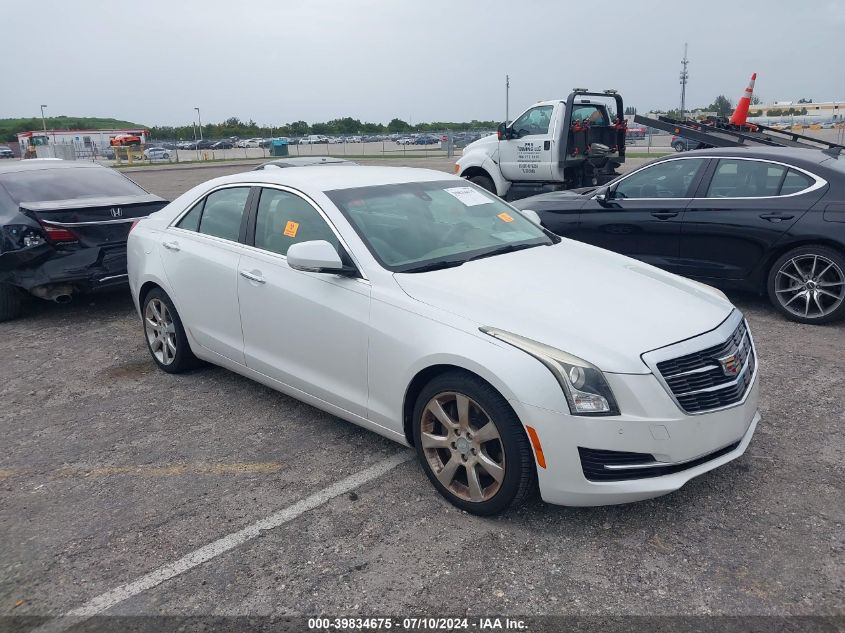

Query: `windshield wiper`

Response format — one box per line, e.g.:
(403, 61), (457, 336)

(464, 241), (544, 263)
(400, 259), (467, 273)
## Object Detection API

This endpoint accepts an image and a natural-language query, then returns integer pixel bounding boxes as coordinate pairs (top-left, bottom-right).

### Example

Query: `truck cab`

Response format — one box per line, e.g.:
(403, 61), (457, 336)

(456, 90), (626, 201)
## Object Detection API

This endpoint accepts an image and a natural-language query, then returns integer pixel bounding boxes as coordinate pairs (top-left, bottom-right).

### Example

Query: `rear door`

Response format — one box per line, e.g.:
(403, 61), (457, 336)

(159, 185), (254, 365)
(499, 104), (555, 181)
(679, 158), (825, 281)
(572, 157), (708, 272)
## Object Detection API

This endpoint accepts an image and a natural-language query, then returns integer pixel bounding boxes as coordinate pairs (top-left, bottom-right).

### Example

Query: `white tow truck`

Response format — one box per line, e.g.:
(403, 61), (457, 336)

(455, 89), (627, 201)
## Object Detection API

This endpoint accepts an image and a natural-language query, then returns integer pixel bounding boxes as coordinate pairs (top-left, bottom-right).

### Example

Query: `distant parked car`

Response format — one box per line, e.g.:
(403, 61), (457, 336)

(0, 146), (14, 159)
(414, 135), (440, 145)
(396, 137), (414, 145)
(110, 134), (142, 147)
(97, 146), (115, 159)
(671, 135), (698, 152)
(195, 140), (216, 150)
(626, 123), (647, 140)
(211, 140), (234, 150)
(143, 147), (171, 161)
(300, 135), (329, 145)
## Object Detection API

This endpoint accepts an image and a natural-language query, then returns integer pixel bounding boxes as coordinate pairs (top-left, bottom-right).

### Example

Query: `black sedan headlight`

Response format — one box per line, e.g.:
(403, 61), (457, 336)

(481, 326), (620, 416)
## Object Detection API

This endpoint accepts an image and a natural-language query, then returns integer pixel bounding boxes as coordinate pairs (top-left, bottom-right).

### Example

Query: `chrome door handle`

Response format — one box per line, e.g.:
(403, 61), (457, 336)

(239, 270), (265, 284)
(162, 241), (180, 251)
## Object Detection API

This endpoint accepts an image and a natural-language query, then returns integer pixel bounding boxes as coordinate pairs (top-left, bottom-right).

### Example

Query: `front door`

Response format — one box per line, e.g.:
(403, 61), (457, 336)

(499, 105), (555, 182)
(159, 186), (253, 364)
(679, 158), (821, 281)
(572, 157), (708, 272)
(237, 187), (370, 417)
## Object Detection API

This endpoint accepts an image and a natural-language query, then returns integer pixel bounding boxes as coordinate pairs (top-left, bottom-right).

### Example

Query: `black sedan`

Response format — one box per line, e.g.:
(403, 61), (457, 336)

(512, 147), (845, 324)
(0, 160), (168, 320)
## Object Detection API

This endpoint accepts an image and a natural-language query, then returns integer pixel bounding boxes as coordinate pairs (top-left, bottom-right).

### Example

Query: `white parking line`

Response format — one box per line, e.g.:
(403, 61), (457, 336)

(33, 451), (414, 633)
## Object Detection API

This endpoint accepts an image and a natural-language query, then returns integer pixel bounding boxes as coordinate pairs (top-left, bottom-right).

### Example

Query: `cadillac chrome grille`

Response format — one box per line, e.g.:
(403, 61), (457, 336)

(655, 319), (756, 414)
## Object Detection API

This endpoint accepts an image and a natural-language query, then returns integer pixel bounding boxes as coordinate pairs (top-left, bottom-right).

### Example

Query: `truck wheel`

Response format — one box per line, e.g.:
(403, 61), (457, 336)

(672, 141), (686, 152)
(0, 283), (23, 322)
(468, 175), (495, 194)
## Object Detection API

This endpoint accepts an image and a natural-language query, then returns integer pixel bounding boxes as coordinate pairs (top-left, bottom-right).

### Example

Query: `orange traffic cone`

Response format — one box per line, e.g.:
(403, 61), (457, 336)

(729, 72), (757, 126)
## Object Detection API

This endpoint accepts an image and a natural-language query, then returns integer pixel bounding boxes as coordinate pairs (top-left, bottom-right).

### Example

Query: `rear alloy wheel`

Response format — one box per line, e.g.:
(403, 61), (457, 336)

(768, 246), (845, 324)
(672, 141), (686, 152)
(142, 288), (201, 372)
(413, 372), (535, 515)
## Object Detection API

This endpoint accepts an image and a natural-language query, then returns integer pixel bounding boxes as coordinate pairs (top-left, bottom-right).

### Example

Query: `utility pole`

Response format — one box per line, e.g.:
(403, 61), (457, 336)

(679, 43), (689, 119)
(40, 105), (48, 141)
(194, 107), (203, 141)
(505, 74), (510, 124)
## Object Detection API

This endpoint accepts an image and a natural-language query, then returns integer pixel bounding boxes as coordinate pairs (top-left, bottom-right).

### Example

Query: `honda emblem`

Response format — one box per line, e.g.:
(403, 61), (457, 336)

(110, 207), (123, 218)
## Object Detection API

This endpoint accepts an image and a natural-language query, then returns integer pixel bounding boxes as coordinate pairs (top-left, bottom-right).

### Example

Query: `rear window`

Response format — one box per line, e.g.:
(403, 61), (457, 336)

(0, 167), (147, 203)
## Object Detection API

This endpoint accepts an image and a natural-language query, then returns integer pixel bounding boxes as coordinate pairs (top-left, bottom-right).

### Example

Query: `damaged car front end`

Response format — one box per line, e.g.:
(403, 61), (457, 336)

(0, 161), (168, 320)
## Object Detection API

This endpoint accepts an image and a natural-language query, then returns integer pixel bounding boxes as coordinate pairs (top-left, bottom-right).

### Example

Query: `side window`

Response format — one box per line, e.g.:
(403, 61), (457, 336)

(254, 188), (338, 257)
(780, 169), (814, 195)
(706, 159), (786, 198)
(197, 187), (250, 241)
(176, 199), (204, 231)
(512, 105), (554, 137)
(613, 158), (705, 199)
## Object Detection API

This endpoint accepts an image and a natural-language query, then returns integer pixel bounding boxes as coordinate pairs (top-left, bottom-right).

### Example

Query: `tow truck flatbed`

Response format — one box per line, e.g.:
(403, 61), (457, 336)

(633, 114), (844, 152)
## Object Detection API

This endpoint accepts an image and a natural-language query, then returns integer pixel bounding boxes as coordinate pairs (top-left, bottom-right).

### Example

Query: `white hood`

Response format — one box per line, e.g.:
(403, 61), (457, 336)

(394, 240), (734, 374)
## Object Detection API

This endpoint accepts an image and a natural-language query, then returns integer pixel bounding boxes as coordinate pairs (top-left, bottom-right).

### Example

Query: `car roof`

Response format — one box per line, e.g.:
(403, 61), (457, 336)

(217, 165), (463, 192)
(254, 157), (355, 170)
(652, 146), (838, 168)
(0, 159), (106, 176)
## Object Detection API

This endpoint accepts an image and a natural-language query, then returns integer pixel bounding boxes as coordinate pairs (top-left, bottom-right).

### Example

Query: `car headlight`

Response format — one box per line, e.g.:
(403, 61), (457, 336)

(480, 326), (620, 416)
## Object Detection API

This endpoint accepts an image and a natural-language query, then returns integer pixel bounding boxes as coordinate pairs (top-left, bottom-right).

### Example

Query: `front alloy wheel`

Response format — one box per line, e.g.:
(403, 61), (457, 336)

(420, 392), (506, 503)
(413, 371), (536, 515)
(769, 247), (845, 324)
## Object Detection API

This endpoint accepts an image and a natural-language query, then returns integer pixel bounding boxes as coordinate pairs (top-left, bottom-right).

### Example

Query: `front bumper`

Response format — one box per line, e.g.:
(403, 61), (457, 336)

(514, 372), (760, 506)
(0, 244), (128, 293)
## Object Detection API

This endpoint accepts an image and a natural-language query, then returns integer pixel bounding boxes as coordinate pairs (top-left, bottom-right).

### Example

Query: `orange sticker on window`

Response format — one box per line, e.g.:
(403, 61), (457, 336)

(497, 212), (514, 223)
(283, 221), (299, 237)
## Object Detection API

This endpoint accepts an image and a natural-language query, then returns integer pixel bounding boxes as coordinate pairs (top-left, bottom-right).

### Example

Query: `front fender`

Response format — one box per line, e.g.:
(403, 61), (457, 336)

(458, 151), (511, 198)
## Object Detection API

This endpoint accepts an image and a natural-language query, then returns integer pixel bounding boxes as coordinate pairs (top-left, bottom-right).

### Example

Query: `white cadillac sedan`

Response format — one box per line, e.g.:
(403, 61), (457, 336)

(127, 166), (760, 515)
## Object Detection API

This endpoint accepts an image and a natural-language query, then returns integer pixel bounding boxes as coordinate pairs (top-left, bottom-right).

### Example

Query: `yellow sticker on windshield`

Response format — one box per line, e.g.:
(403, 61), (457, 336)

(497, 212), (514, 223)
(284, 221), (299, 237)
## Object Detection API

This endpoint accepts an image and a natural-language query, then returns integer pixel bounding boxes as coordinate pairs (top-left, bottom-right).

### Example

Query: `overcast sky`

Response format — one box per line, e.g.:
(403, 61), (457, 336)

(4, 0), (844, 127)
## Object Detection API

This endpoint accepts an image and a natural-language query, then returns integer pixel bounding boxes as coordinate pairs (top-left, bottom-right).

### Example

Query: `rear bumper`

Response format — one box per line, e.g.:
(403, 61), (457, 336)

(514, 372), (760, 507)
(0, 244), (128, 293)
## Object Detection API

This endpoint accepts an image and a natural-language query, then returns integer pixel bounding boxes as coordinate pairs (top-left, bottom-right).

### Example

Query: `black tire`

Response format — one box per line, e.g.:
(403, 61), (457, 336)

(141, 287), (202, 373)
(767, 245), (845, 324)
(412, 370), (536, 516)
(468, 174), (495, 194)
(672, 141), (685, 152)
(0, 283), (23, 322)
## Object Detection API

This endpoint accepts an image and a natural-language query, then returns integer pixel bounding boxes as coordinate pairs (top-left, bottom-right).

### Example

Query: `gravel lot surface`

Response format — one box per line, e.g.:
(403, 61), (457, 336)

(1, 162), (842, 626)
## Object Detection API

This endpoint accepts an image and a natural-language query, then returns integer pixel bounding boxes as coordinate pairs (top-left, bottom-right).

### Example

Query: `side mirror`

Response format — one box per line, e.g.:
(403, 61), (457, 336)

(497, 122), (513, 140)
(595, 189), (611, 206)
(287, 240), (356, 276)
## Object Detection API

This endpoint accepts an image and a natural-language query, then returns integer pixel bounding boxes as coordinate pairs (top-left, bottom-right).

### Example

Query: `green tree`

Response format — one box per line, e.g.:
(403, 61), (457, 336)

(624, 106), (637, 115)
(387, 118), (410, 133)
(707, 95), (733, 118)
(288, 120), (309, 136)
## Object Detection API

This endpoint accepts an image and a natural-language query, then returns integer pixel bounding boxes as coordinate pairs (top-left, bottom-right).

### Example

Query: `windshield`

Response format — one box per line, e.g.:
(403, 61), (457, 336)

(326, 180), (554, 272)
(0, 167), (148, 203)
